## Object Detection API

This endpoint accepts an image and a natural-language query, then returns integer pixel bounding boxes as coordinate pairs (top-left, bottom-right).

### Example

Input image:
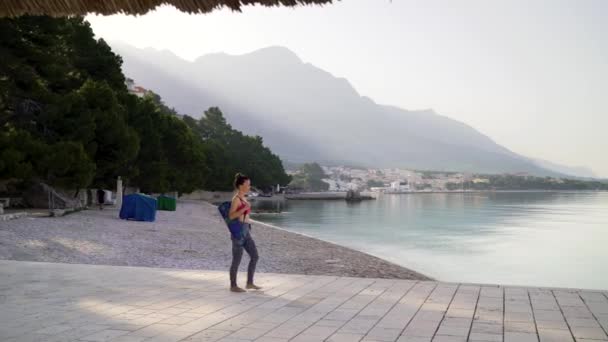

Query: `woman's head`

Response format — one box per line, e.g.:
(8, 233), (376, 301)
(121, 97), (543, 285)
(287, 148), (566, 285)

(234, 173), (251, 193)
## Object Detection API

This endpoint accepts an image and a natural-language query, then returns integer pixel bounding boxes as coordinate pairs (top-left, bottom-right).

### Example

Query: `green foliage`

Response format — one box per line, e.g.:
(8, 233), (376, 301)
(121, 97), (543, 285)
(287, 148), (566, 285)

(300, 163), (327, 179)
(185, 107), (291, 191)
(0, 129), (95, 189)
(446, 182), (462, 191)
(367, 179), (384, 188)
(0, 16), (132, 189)
(463, 175), (608, 191)
(79, 80), (140, 187)
(0, 130), (40, 181)
(415, 183), (432, 190)
(161, 115), (208, 194)
(43, 141), (96, 189)
(289, 162), (329, 191)
(1, 16), (290, 195)
(144, 91), (179, 116)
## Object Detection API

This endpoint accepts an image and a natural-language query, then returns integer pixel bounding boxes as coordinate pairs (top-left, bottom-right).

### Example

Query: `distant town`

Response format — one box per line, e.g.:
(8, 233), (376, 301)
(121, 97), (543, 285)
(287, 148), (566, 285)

(286, 164), (608, 193)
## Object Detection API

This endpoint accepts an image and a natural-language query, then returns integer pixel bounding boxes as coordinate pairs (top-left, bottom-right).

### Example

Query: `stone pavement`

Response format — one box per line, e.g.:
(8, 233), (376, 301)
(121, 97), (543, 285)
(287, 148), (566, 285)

(1, 260), (607, 342)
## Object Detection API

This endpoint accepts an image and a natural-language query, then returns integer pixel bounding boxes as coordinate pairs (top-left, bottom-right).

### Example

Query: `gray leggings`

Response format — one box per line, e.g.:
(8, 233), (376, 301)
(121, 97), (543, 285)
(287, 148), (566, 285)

(230, 234), (259, 287)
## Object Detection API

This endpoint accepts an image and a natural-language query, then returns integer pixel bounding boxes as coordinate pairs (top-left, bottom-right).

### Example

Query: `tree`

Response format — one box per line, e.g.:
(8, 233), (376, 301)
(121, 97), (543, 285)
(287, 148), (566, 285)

(300, 163), (327, 180)
(162, 116), (208, 194)
(0, 16), (135, 189)
(127, 97), (209, 194)
(78, 80), (139, 188)
(289, 163), (329, 191)
(1, 16), (291, 196)
(144, 91), (179, 116)
(367, 180), (384, 188)
(0, 129), (94, 189)
(0, 130), (40, 181)
(185, 108), (291, 191)
(446, 182), (462, 191)
(42, 141), (96, 189)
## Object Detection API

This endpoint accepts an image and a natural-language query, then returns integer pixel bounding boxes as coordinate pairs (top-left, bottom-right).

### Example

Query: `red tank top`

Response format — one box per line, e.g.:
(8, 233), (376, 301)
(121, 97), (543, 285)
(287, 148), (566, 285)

(236, 197), (250, 217)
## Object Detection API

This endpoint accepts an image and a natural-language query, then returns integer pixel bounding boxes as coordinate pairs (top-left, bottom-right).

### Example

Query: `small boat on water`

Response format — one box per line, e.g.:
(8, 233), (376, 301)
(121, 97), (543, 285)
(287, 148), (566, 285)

(345, 189), (363, 202)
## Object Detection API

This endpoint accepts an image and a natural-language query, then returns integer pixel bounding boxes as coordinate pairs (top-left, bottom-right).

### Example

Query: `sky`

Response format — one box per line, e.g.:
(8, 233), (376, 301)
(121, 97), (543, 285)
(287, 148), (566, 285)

(86, 0), (608, 177)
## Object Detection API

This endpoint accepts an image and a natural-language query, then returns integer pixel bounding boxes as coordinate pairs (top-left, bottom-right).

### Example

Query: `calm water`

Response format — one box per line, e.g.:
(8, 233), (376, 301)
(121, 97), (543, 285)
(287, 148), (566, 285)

(252, 192), (608, 290)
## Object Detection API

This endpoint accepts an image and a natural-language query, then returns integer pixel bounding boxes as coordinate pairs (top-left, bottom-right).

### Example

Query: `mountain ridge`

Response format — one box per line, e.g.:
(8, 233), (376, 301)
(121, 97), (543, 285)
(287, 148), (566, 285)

(111, 42), (592, 178)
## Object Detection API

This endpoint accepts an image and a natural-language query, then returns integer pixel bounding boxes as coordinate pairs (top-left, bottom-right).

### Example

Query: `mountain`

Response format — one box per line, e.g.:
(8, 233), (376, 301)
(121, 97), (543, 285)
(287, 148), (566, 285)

(111, 42), (570, 176)
(532, 158), (597, 179)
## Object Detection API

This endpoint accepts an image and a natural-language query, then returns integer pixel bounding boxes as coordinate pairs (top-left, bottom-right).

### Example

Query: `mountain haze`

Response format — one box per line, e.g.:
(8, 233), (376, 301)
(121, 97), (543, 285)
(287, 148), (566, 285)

(112, 43), (577, 176)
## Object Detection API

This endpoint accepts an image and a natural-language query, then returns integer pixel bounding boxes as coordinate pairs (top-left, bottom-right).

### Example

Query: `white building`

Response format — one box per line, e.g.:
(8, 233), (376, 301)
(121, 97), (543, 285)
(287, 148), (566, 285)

(389, 181), (411, 192)
(126, 79), (149, 98)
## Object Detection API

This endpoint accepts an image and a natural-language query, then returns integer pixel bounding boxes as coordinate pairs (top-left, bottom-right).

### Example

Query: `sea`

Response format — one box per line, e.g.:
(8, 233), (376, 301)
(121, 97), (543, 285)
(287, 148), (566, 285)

(252, 191), (608, 289)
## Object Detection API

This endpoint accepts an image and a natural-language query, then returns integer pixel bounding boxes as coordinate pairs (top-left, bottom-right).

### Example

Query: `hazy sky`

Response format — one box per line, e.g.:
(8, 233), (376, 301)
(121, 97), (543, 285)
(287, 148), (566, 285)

(87, 0), (608, 177)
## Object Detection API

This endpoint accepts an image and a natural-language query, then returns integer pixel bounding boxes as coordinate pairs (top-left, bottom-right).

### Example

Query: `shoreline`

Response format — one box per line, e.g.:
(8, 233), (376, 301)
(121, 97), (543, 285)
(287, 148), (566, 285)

(376, 189), (608, 194)
(0, 200), (431, 281)
(250, 217), (432, 280)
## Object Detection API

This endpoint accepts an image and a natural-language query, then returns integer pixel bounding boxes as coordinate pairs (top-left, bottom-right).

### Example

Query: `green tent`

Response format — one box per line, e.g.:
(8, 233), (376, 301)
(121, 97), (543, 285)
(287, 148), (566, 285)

(157, 195), (176, 211)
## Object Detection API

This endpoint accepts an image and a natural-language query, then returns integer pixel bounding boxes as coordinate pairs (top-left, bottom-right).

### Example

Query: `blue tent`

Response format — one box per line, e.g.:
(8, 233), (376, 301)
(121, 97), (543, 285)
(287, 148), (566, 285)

(119, 194), (157, 222)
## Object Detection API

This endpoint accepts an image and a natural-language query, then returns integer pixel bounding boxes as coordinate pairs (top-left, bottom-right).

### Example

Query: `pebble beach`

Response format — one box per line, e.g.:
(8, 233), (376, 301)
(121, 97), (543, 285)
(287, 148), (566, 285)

(0, 201), (430, 281)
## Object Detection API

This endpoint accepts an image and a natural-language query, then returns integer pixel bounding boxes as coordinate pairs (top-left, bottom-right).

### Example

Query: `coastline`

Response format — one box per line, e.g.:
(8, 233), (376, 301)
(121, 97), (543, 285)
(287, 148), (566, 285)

(0, 200), (431, 281)
(250, 217), (432, 280)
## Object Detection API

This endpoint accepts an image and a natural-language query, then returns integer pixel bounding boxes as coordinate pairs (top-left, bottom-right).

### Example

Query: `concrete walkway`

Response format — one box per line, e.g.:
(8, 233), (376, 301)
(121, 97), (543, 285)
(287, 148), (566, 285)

(1, 260), (607, 342)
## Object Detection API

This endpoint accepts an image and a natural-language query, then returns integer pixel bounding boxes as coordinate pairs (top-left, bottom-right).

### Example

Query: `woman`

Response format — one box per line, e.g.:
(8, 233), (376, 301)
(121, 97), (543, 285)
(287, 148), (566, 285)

(96, 188), (105, 210)
(228, 173), (261, 292)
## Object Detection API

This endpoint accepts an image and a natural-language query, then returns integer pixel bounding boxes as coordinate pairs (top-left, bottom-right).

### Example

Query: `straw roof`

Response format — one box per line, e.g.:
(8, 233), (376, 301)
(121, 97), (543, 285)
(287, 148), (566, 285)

(0, 0), (335, 17)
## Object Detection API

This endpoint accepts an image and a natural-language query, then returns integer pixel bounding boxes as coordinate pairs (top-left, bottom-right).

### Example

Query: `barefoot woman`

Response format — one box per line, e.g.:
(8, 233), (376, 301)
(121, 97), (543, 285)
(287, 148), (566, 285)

(228, 173), (261, 292)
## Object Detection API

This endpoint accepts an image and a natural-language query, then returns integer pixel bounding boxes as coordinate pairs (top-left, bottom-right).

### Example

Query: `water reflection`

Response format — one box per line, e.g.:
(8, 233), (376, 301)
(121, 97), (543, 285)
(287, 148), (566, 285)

(252, 192), (608, 289)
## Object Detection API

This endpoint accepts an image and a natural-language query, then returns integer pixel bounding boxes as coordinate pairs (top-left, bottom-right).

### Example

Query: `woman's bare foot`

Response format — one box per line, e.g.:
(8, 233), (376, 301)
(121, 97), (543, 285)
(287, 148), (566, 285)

(230, 286), (246, 293)
(246, 283), (262, 290)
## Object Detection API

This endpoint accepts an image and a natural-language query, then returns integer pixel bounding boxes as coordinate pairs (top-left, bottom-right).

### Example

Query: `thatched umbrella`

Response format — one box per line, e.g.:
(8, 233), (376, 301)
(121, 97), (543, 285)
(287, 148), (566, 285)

(0, 0), (335, 17)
